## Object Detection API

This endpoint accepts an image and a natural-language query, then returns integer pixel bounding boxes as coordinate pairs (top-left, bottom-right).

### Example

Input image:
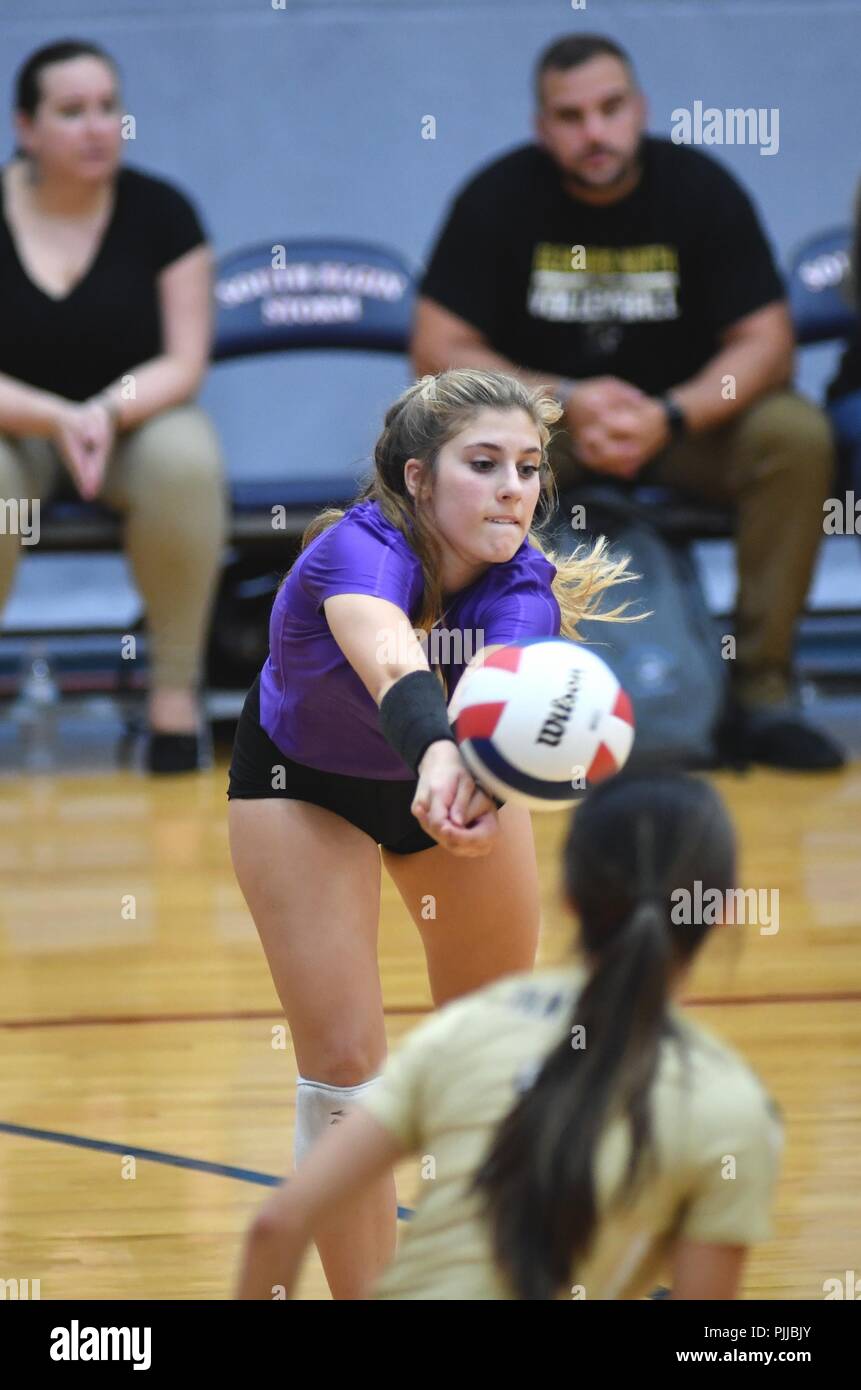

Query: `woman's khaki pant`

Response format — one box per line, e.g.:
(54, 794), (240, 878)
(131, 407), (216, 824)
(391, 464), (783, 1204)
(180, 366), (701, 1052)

(0, 403), (229, 691)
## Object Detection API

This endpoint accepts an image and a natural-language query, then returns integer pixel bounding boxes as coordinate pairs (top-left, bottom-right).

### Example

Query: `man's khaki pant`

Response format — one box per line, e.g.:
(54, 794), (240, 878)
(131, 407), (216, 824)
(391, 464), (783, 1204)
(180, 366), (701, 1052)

(547, 390), (835, 707)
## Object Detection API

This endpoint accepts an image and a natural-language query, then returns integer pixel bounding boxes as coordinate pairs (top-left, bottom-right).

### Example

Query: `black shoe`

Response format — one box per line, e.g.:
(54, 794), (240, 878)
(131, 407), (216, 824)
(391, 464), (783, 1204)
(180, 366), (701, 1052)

(721, 703), (846, 772)
(146, 731), (203, 774)
(714, 703), (752, 771)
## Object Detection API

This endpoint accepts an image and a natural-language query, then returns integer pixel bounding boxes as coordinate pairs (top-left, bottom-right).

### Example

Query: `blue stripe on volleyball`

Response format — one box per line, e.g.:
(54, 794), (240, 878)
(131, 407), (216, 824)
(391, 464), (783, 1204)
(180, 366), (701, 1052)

(465, 737), (582, 802)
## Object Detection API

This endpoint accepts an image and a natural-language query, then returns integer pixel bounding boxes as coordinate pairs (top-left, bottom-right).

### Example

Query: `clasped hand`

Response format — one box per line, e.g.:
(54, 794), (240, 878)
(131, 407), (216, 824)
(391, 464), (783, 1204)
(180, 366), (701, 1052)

(51, 398), (116, 500)
(411, 740), (499, 856)
(566, 377), (671, 479)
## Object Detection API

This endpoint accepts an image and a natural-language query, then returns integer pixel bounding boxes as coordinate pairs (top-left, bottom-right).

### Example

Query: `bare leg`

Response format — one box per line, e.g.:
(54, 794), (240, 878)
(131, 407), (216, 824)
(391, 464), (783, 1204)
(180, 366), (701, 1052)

(229, 798), (397, 1298)
(382, 803), (541, 1006)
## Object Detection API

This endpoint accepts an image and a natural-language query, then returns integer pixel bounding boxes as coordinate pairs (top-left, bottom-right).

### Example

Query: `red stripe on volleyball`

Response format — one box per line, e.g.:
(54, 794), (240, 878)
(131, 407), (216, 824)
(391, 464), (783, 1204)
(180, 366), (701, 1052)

(456, 702), (506, 741)
(483, 646), (523, 673)
(587, 741), (618, 783)
(612, 687), (634, 726)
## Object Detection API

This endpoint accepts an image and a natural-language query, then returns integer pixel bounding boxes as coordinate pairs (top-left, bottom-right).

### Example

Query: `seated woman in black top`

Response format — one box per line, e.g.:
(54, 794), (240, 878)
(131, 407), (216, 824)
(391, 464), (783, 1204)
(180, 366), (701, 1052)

(0, 40), (228, 772)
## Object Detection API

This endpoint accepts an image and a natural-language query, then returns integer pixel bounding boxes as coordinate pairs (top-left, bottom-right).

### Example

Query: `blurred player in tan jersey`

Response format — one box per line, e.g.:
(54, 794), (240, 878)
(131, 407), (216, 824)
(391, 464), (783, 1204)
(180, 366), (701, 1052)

(237, 771), (783, 1300)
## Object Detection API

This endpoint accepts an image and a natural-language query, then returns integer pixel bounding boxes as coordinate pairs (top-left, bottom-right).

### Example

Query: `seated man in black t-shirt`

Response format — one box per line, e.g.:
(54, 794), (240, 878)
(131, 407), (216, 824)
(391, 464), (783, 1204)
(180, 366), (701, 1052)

(412, 33), (843, 771)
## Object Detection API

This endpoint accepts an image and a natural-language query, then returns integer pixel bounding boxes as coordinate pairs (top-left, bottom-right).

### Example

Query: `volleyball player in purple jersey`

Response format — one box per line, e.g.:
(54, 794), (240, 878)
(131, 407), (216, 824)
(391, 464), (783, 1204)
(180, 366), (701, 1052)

(227, 368), (634, 1298)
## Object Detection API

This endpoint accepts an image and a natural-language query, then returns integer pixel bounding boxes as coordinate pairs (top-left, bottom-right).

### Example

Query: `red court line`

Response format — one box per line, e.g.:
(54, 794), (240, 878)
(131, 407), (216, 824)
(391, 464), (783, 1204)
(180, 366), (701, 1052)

(1, 992), (860, 1030)
(684, 991), (861, 1007)
(0, 1006), (432, 1030)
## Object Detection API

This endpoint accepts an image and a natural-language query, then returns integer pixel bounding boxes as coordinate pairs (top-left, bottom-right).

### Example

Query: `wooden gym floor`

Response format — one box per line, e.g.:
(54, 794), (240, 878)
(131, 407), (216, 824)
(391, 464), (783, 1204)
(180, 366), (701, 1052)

(0, 750), (858, 1300)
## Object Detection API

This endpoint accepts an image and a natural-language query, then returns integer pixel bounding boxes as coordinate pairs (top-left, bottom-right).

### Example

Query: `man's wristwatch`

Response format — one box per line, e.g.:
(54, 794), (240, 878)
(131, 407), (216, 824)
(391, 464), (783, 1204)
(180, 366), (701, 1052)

(659, 395), (688, 442)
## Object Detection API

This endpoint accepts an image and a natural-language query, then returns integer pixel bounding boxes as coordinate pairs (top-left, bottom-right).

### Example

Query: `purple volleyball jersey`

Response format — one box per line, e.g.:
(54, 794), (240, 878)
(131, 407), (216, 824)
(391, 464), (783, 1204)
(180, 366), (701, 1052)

(258, 499), (561, 779)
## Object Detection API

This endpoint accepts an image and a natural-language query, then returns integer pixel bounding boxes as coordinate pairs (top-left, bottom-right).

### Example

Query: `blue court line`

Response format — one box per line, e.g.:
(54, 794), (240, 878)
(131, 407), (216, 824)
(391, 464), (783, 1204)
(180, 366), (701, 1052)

(0, 1121), (414, 1220)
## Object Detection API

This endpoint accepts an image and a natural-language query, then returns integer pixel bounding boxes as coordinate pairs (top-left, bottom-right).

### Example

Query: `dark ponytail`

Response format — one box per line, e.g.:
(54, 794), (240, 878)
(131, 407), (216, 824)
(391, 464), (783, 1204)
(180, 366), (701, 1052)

(470, 771), (736, 1299)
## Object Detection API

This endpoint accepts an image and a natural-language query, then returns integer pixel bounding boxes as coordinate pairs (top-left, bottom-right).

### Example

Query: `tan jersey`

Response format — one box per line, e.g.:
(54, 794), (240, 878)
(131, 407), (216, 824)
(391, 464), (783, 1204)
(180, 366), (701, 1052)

(359, 964), (783, 1300)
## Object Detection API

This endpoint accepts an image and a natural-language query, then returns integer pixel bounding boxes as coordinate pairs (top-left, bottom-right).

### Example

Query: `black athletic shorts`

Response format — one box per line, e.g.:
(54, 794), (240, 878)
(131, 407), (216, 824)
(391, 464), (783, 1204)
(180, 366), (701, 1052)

(226, 673), (437, 855)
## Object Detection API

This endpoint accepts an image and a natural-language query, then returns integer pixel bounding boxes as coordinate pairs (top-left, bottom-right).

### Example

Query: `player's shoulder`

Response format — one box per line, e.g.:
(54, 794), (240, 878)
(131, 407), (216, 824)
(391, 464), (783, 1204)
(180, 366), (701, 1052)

(304, 499), (416, 559)
(389, 968), (575, 1088)
(409, 967), (579, 1053)
(669, 1013), (782, 1132)
(466, 963), (583, 1017)
(288, 499), (422, 608)
(352, 498), (422, 563)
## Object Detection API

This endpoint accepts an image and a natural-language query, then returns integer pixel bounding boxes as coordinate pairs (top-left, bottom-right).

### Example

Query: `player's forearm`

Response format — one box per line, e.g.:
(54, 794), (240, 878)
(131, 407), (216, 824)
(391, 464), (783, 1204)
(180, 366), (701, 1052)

(377, 655), (431, 705)
(668, 330), (793, 432)
(0, 373), (66, 437)
(417, 738), (461, 776)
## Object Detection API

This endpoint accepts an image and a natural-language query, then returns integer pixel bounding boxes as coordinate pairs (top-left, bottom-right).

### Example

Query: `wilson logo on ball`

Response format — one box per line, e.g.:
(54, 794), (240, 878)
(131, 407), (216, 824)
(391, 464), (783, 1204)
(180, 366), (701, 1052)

(536, 666), (582, 747)
(450, 638), (635, 811)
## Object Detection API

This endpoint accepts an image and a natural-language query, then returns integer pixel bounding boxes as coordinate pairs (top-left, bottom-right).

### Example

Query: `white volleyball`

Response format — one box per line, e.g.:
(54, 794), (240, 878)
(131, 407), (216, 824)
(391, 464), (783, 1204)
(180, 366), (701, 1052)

(449, 638), (635, 811)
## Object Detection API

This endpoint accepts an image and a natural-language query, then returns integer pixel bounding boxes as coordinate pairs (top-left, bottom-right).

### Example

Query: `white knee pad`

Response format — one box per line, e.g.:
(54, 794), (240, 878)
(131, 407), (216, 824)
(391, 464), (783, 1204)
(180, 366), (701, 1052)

(293, 1073), (383, 1169)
